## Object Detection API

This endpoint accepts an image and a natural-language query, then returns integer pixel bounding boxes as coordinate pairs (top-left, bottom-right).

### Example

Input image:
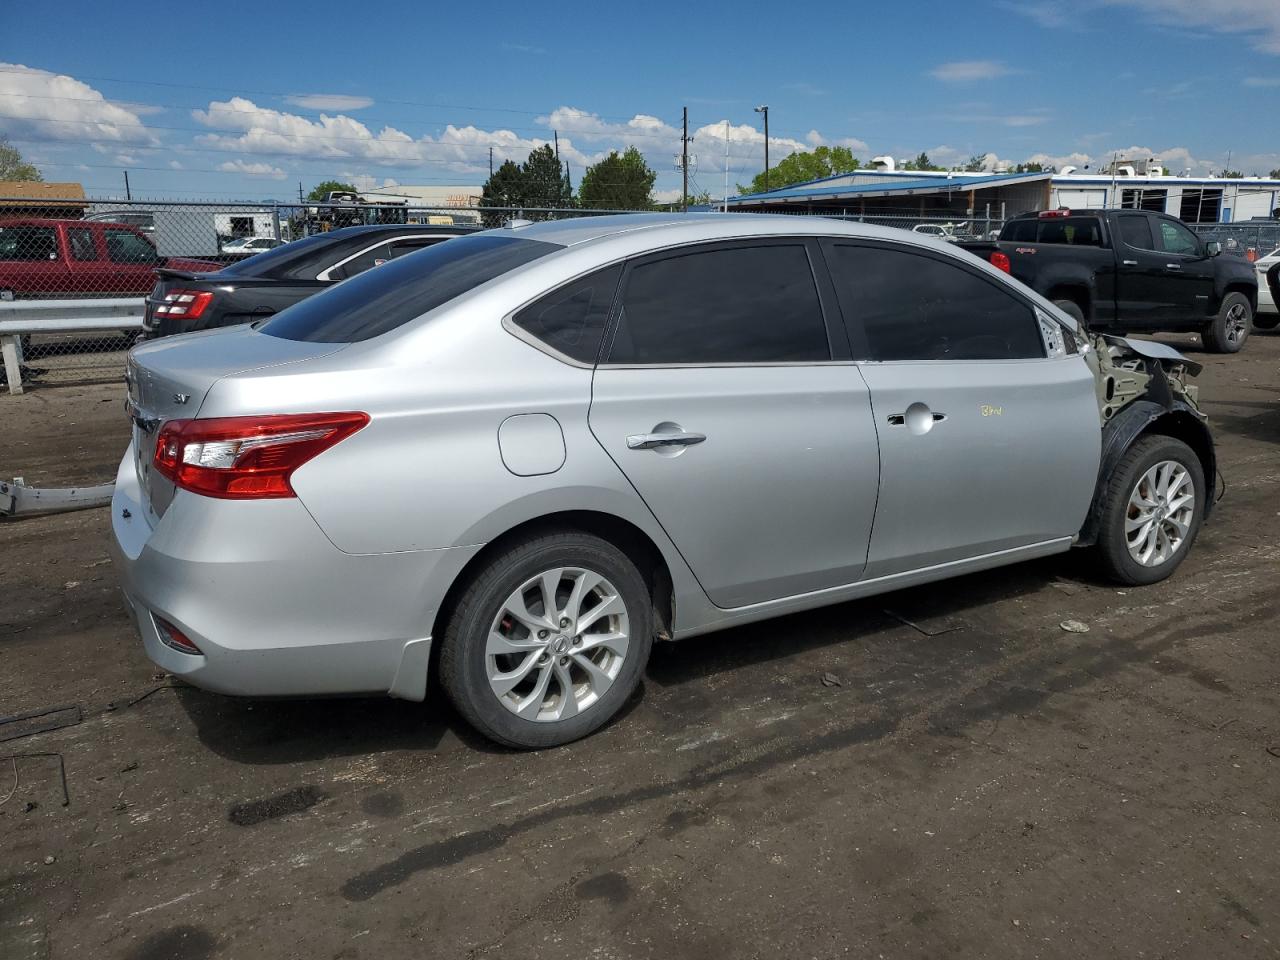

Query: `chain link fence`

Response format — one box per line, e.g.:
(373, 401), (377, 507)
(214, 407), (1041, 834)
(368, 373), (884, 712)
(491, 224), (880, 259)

(1190, 221), (1280, 262)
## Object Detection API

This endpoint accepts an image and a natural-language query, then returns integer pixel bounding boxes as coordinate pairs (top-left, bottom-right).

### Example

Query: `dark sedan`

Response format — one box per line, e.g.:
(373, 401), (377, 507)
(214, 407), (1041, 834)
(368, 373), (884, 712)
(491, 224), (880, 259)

(143, 224), (476, 339)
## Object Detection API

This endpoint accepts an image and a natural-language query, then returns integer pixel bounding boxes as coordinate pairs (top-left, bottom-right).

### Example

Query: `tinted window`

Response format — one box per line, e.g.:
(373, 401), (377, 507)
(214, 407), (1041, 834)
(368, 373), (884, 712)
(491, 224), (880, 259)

(1004, 220), (1037, 243)
(607, 244), (828, 364)
(1037, 217), (1102, 246)
(827, 244), (1043, 361)
(105, 228), (157, 264)
(67, 227), (97, 261)
(329, 243), (390, 280)
(262, 234), (561, 343)
(1156, 219), (1201, 256)
(0, 226), (57, 261)
(218, 232), (343, 278)
(513, 265), (621, 363)
(1118, 215), (1155, 250)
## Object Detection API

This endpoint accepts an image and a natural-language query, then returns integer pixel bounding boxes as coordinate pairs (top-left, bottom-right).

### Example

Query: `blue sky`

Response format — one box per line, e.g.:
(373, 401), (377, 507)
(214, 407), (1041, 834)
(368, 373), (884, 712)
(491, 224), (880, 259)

(2, 0), (1279, 202)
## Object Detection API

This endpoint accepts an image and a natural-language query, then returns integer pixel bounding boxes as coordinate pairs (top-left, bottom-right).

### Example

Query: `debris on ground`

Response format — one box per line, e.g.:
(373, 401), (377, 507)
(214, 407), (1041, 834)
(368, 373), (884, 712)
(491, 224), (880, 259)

(1060, 620), (1091, 634)
(820, 673), (842, 688)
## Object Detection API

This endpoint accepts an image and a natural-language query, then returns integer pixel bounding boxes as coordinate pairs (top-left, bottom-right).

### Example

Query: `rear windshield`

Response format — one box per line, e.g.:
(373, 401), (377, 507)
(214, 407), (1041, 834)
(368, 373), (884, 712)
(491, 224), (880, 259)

(261, 234), (562, 343)
(1003, 217), (1102, 246)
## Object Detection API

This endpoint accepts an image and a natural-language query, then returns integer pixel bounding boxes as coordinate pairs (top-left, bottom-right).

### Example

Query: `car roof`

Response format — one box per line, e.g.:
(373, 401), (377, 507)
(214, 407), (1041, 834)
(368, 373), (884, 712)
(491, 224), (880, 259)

(315, 223), (478, 240)
(489, 211), (970, 253)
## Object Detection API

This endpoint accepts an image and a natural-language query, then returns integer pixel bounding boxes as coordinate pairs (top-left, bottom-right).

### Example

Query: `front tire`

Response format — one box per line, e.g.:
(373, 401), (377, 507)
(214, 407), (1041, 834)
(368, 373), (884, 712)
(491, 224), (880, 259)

(1095, 435), (1205, 586)
(439, 530), (653, 749)
(1202, 292), (1251, 353)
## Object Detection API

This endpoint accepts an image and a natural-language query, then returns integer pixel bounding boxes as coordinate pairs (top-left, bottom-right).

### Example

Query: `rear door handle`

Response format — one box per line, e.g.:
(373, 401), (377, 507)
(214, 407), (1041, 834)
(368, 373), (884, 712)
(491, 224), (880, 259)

(887, 412), (947, 426)
(627, 431), (706, 450)
(1165, 263), (1182, 270)
(1122, 259), (1139, 266)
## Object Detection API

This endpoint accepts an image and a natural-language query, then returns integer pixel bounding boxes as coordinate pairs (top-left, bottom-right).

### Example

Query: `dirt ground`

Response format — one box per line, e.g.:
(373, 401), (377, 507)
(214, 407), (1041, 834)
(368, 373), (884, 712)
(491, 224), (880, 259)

(1, 333), (1278, 960)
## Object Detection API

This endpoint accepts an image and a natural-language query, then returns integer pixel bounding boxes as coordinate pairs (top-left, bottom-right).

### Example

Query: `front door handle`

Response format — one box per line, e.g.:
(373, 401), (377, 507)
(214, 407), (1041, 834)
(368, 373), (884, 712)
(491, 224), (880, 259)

(887, 412), (946, 426)
(1122, 259), (1139, 266)
(627, 431), (706, 450)
(1165, 263), (1182, 270)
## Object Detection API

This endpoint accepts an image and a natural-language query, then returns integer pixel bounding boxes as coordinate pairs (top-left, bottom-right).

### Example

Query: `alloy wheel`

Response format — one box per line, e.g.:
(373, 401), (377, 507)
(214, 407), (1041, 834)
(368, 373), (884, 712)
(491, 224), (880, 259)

(1225, 302), (1249, 345)
(1125, 460), (1195, 567)
(486, 567), (630, 722)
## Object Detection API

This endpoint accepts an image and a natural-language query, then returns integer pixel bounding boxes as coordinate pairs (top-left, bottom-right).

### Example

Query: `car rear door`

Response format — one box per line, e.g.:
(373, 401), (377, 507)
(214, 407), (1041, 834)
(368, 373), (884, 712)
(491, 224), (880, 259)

(104, 227), (163, 295)
(587, 239), (881, 608)
(63, 224), (114, 295)
(822, 239), (1100, 578)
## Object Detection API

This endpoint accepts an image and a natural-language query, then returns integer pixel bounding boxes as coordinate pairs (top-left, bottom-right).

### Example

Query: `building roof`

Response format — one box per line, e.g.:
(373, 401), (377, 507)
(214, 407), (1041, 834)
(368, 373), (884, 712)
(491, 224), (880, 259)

(727, 171), (1052, 207)
(0, 181), (87, 208)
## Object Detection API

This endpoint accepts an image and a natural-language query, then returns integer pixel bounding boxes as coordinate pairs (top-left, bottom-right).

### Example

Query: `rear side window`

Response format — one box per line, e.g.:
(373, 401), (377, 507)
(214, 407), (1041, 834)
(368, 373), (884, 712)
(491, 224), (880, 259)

(826, 243), (1044, 361)
(1038, 217), (1102, 246)
(262, 234), (561, 343)
(105, 229), (157, 264)
(327, 243), (390, 281)
(512, 265), (621, 364)
(1118, 215), (1155, 250)
(67, 227), (97, 261)
(0, 226), (57, 261)
(1003, 220), (1037, 243)
(606, 244), (829, 364)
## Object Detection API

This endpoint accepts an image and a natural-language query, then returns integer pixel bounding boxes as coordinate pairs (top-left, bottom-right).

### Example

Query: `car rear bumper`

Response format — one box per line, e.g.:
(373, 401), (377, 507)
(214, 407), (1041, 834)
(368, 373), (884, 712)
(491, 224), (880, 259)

(109, 444), (481, 701)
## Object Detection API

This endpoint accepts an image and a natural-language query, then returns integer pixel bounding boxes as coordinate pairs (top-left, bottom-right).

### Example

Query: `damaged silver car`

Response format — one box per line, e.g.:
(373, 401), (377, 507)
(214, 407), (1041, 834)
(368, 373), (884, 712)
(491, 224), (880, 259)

(111, 214), (1214, 748)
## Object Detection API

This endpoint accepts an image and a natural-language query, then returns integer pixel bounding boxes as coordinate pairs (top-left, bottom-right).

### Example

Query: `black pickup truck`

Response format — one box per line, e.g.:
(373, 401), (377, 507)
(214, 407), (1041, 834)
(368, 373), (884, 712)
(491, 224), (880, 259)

(960, 209), (1259, 353)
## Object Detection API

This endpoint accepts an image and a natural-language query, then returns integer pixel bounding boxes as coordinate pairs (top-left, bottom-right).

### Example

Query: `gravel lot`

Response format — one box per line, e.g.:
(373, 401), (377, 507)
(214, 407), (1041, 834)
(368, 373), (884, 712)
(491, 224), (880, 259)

(2, 332), (1278, 959)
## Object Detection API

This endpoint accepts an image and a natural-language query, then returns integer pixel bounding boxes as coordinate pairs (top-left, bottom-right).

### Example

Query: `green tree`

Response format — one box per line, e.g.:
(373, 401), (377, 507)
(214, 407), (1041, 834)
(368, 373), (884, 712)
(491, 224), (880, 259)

(578, 146), (656, 210)
(901, 152), (944, 172)
(1010, 161), (1047, 173)
(306, 180), (357, 201)
(0, 137), (42, 181)
(478, 159), (526, 226)
(521, 144), (573, 216)
(962, 153), (989, 172)
(1270, 168), (1280, 179)
(738, 145), (859, 195)
(1218, 169), (1243, 179)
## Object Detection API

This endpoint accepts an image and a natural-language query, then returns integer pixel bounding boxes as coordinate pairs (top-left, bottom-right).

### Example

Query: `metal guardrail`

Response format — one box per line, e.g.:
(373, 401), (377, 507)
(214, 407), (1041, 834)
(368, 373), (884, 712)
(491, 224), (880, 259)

(0, 298), (144, 394)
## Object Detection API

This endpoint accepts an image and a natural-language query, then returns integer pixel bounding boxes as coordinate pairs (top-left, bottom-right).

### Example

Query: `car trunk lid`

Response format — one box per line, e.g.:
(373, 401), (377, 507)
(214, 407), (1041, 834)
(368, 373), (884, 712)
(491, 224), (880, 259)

(125, 326), (347, 519)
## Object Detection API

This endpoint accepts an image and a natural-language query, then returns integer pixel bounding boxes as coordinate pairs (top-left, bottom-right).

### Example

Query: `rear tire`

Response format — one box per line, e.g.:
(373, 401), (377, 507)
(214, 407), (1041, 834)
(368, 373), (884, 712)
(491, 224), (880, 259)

(439, 530), (653, 749)
(1094, 435), (1205, 586)
(1202, 292), (1251, 353)
(1052, 299), (1086, 325)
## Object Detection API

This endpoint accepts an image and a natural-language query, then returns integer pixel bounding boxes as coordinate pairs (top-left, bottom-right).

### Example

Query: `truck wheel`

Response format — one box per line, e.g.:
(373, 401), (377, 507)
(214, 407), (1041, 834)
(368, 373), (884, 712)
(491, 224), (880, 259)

(1094, 435), (1205, 586)
(438, 530), (654, 749)
(1052, 299), (1086, 325)
(1202, 292), (1251, 353)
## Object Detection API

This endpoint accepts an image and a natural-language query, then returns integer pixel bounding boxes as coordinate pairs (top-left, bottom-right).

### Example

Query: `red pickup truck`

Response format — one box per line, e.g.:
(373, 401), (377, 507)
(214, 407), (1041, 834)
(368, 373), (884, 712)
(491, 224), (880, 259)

(0, 218), (219, 300)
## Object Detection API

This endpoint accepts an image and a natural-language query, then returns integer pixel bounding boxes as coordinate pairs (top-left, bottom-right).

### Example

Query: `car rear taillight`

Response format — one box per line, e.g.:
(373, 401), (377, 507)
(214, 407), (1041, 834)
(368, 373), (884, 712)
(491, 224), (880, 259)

(154, 615), (202, 655)
(153, 412), (369, 499)
(153, 289), (214, 320)
(989, 252), (1012, 273)
(1038, 208), (1071, 218)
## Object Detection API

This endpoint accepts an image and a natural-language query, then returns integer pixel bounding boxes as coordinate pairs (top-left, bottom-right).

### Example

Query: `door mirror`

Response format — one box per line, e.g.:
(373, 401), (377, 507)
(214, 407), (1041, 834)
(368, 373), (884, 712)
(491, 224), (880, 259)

(1205, 240), (1222, 258)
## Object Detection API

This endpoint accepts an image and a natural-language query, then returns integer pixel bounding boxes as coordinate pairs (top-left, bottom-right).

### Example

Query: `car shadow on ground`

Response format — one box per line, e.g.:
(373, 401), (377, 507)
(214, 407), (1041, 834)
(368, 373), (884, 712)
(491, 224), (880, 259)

(645, 553), (1078, 689)
(175, 553), (1087, 764)
(1196, 398), (1280, 444)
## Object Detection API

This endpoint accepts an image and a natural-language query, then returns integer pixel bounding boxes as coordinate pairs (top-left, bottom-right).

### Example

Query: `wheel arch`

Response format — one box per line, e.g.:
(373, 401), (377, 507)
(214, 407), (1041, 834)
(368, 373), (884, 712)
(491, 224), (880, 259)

(428, 509), (677, 685)
(1220, 282), (1257, 314)
(1077, 399), (1215, 546)
(1046, 281), (1091, 318)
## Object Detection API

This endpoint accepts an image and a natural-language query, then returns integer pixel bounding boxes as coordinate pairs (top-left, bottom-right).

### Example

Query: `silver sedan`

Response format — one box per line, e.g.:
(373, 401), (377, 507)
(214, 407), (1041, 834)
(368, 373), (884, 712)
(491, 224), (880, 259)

(111, 214), (1214, 748)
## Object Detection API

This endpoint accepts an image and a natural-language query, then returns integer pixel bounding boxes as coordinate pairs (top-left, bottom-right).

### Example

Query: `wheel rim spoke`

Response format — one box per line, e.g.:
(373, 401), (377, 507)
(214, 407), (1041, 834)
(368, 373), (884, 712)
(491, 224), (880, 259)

(1125, 459), (1195, 567)
(487, 564), (631, 723)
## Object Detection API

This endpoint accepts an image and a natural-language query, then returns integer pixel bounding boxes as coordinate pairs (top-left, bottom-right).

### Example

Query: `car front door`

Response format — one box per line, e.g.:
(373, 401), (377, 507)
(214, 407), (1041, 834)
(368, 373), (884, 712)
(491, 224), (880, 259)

(587, 239), (881, 608)
(1113, 213), (1180, 328)
(1151, 215), (1216, 324)
(104, 227), (162, 295)
(822, 239), (1100, 578)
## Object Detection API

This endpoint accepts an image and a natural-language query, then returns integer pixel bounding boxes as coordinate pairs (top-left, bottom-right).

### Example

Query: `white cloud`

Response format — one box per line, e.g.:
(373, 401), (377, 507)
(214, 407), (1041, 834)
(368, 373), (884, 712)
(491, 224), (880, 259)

(1003, 1), (1280, 53)
(1243, 76), (1280, 87)
(0, 62), (158, 146)
(651, 188), (684, 204)
(929, 60), (1015, 82)
(283, 94), (374, 111)
(218, 159), (286, 179)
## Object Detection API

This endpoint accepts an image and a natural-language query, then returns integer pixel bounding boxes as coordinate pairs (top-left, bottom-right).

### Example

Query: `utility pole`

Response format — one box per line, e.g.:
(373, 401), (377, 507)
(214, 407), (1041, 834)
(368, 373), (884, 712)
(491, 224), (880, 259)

(724, 119), (730, 212)
(755, 105), (769, 191)
(554, 131), (560, 162)
(123, 170), (131, 201)
(681, 107), (690, 213)
(489, 147), (493, 178)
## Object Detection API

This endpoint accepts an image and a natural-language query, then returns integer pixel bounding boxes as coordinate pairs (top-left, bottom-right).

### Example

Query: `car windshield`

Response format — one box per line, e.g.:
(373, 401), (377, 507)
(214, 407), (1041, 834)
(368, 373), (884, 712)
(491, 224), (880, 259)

(261, 234), (562, 343)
